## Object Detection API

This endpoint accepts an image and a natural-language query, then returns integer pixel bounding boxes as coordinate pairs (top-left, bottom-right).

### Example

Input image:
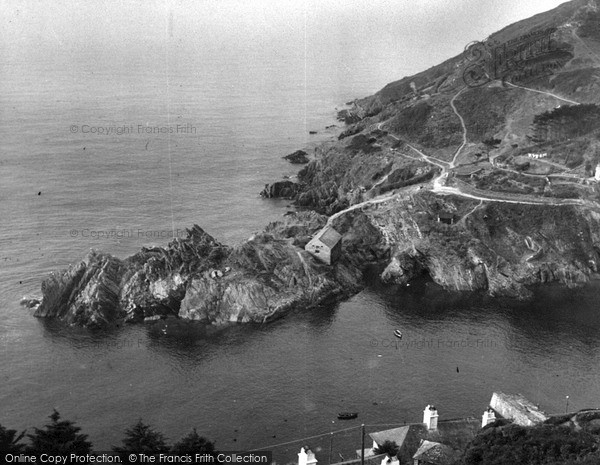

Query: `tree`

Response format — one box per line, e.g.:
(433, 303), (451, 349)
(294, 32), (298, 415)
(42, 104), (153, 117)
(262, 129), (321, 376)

(26, 410), (92, 454)
(0, 424), (26, 453)
(374, 439), (400, 458)
(113, 419), (169, 453)
(171, 428), (216, 454)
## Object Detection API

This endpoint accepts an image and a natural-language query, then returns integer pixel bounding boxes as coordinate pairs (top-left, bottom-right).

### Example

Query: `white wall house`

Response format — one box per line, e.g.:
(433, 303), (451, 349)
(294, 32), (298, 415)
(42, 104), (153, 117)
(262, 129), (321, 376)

(482, 408), (496, 427)
(298, 447), (317, 465)
(423, 405), (439, 431)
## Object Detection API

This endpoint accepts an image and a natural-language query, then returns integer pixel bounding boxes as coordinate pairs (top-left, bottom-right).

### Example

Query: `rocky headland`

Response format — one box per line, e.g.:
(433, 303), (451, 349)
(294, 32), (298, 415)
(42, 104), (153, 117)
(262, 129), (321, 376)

(34, 0), (600, 327)
(35, 212), (388, 327)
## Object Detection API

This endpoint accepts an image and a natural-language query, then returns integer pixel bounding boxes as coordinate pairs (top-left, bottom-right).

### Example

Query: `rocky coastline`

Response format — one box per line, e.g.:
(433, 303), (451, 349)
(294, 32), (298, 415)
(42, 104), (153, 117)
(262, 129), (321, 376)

(33, 0), (600, 327)
(34, 209), (389, 327)
(34, 120), (600, 328)
(34, 140), (600, 328)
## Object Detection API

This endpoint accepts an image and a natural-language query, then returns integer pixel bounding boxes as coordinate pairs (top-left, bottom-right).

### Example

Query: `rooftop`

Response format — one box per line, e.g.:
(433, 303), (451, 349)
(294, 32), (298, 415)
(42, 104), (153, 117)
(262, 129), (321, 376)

(314, 226), (342, 248)
(369, 426), (411, 447)
(368, 418), (480, 463)
(413, 440), (460, 465)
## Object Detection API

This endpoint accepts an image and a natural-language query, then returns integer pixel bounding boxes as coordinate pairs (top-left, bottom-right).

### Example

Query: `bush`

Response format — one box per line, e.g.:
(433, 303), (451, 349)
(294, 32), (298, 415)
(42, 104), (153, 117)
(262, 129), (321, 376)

(460, 423), (599, 465)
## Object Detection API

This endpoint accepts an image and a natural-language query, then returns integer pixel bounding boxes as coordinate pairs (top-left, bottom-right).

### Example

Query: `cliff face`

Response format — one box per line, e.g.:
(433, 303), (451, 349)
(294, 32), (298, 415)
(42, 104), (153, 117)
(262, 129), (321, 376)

(374, 193), (600, 299)
(37, 252), (125, 326)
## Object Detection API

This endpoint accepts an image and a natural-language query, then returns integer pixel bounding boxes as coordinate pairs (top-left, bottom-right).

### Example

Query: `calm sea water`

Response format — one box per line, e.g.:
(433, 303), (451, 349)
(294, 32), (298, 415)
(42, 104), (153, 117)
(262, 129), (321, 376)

(1, 39), (600, 459)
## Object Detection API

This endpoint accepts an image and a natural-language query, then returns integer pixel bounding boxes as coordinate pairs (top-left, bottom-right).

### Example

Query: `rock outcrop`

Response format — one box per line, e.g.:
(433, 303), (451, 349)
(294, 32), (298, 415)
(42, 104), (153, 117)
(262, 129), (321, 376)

(260, 180), (300, 199)
(35, 214), (379, 327)
(283, 150), (310, 164)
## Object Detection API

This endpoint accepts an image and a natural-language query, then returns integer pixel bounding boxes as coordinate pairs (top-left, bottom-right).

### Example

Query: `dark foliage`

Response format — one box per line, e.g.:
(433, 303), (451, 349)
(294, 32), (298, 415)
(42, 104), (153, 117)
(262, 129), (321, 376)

(531, 104), (600, 143)
(577, 9), (600, 41)
(388, 102), (433, 140)
(171, 428), (216, 454)
(347, 134), (381, 154)
(454, 87), (516, 143)
(374, 439), (400, 457)
(460, 423), (600, 465)
(483, 137), (502, 147)
(26, 410), (93, 454)
(113, 419), (170, 453)
(0, 424), (26, 453)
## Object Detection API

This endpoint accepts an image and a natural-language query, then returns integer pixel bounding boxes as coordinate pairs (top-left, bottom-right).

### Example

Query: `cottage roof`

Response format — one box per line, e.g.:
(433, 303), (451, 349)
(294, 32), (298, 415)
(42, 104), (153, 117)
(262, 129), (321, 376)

(438, 212), (454, 219)
(412, 440), (458, 465)
(369, 426), (411, 448)
(315, 227), (342, 248)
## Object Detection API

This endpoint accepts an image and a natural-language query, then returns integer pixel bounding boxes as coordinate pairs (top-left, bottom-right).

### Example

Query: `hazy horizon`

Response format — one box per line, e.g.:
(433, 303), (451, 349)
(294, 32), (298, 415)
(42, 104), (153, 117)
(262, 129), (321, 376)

(1, 0), (570, 96)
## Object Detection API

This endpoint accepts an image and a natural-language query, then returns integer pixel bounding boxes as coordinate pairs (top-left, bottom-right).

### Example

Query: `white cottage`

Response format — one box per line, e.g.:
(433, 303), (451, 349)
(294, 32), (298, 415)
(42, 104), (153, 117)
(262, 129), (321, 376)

(298, 447), (317, 465)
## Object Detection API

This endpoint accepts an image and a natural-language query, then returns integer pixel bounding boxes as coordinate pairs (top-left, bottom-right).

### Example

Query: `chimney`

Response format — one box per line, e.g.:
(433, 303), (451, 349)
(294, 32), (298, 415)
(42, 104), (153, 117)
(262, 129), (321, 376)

(380, 455), (399, 465)
(298, 447), (317, 465)
(423, 405), (439, 430)
(482, 407), (496, 428)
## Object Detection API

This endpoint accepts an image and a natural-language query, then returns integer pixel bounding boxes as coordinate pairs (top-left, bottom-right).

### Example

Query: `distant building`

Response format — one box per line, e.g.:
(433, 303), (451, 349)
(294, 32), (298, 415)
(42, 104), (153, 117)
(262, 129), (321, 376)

(362, 406), (479, 465)
(595, 164), (600, 181)
(481, 408), (496, 428)
(298, 447), (317, 465)
(305, 227), (342, 265)
(423, 405), (439, 431)
(437, 212), (455, 225)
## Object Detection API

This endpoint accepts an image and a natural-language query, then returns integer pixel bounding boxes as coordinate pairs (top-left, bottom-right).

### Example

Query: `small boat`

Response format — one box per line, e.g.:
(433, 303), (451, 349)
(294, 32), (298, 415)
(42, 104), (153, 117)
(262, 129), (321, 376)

(337, 412), (358, 420)
(394, 329), (403, 339)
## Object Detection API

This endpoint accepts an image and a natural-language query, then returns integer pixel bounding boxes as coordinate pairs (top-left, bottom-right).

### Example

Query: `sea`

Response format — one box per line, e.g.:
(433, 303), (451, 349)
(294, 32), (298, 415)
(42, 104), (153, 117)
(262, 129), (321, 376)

(1, 7), (600, 461)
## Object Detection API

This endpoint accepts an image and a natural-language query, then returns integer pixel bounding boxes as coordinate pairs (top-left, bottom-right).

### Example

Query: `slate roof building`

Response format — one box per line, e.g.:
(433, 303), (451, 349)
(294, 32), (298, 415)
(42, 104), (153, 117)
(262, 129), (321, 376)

(412, 440), (460, 465)
(361, 406), (480, 465)
(305, 226), (342, 265)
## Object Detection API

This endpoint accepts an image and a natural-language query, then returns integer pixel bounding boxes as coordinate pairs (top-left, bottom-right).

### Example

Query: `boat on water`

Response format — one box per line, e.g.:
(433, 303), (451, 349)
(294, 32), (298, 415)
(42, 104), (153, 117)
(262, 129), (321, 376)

(394, 329), (402, 339)
(337, 412), (358, 420)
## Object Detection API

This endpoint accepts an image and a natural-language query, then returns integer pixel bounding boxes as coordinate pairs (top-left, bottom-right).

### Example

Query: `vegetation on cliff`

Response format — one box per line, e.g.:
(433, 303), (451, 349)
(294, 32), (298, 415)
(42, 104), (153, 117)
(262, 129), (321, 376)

(459, 411), (600, 464)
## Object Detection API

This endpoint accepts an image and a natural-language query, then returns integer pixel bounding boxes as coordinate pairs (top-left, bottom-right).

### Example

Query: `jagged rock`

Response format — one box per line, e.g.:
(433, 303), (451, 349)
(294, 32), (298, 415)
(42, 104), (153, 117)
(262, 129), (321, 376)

(20, 296), (41, 309)
(283, 150), (310, 164)
(35, 251), (126, 327)
(260, 180), (300, 199)
(179, 233), (362, 324)
(36, 226), (229, 326)
(36, 218), (368, 327)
